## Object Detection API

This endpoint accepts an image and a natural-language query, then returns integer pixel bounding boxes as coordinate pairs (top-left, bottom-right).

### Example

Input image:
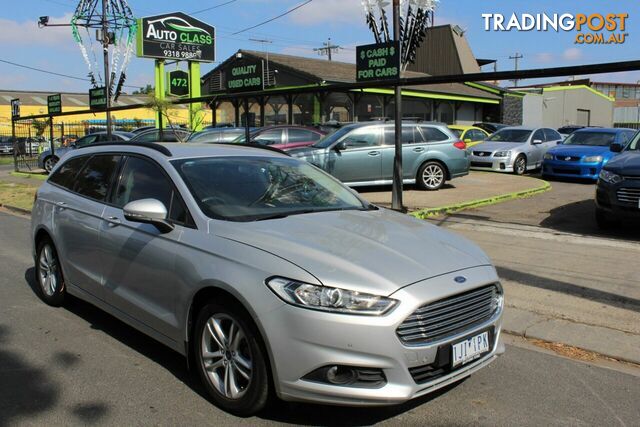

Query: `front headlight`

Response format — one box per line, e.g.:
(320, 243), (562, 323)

(266, 277), (398, 316)
(543, 153), (554, 160)
(599, 169), (622, 184)
(584, 155), (603, 163)
(493, 151), (511, 158)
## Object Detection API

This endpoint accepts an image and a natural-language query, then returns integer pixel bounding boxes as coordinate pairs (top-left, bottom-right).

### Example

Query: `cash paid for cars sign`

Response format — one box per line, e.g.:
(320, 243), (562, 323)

(356, 42), (401, 82)
(137, 12), (216, 62)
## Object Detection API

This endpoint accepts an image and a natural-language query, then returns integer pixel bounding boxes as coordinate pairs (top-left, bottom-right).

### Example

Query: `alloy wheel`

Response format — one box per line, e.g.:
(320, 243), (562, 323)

(515, 157), (526, 175)
(201, 314), (253, 400)
(422, 164), (445, 189)
(38, 244), (59, 297)
(44, 157), (57, 173)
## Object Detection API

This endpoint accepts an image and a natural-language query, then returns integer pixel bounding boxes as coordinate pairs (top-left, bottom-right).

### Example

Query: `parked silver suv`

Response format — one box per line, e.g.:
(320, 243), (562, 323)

(31, 142), (504, 415)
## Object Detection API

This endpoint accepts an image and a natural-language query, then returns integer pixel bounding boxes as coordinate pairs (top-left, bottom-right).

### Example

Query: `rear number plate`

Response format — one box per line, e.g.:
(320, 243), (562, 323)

(452, 331), (490, 368)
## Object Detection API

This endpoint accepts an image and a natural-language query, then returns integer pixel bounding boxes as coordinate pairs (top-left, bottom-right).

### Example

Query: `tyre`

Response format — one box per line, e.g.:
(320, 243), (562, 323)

(417, 161), (446, 191)
(513, 155), (527, 176)
(43, 156), (59, 173)
(35, 238), (65, 306)
(595, 208), (615, 230)
(194, 301), (270, 416)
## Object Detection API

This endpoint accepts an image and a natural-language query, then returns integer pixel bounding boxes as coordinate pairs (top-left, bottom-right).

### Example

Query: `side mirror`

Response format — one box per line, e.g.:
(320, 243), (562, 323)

(123, 199), (174, 233)
(610, 143), (624, 153)
(334, 141), (348, 151)
(464, 138), (472, 143)
(532, 139), (543, 145)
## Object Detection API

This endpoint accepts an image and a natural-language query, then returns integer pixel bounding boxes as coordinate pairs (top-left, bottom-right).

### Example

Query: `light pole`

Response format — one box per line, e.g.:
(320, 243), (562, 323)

(391, 0), (404, 212)
(101, 0), (112, 140)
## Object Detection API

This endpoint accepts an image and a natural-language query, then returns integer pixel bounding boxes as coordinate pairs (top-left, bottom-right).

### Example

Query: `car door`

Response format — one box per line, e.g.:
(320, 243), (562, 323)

(381, 125), (425, 181)
(326, 126), (383, 183)
(528, 129), (546, 167)
(100, 155), (193, 342)
(50, 154), (122, 300)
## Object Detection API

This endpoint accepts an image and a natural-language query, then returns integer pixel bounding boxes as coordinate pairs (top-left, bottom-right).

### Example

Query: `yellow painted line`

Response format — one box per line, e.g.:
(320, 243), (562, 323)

(358, 88), (501, 104)
(543, 85), (614, 102)
(411, 179), (551, 219)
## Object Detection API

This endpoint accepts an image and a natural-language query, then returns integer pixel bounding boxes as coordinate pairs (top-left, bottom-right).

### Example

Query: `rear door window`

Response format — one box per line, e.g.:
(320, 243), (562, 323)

(254, 129), (284, 145)
(419, 126), (450, 143)
(73, 155), (122, 202)
(288, 129), (316, 143)
(48, 156), (89, 190)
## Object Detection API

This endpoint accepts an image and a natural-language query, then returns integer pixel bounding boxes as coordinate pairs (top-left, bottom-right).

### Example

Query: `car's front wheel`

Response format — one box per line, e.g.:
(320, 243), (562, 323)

(194, 301), (270, 416)
(35, 238), (66, 306)
(43, 156), (59, 173)
(417, 161), (446, 191)
(513, 155), (527, 175)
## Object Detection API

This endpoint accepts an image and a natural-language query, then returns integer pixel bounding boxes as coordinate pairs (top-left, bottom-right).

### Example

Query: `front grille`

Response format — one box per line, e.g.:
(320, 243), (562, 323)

(397, 285), (499, 346)
(623, 176), (640, 181)
(551, 168), (581, 175)
(472, 151), (492, 157)
(617, 188), (640, 204)
(555, 156), (581, 162)
(471, 161), (492, 168)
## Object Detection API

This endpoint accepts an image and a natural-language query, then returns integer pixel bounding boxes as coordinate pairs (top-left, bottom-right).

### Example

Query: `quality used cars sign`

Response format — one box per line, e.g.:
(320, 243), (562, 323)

(137, 12), (216, 62)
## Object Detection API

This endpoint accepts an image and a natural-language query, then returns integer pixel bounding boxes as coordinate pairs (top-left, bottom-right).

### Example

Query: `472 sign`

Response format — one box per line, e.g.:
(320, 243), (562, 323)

(356, 42), (400, 82)
(167, 70), (189, 97)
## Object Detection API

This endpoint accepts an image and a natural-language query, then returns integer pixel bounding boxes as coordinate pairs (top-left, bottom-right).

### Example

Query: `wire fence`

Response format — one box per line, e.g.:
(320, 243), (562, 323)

(614, 122), (640, 130)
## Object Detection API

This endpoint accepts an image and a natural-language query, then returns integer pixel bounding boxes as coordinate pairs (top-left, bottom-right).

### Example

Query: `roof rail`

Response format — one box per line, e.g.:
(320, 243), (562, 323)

(76, 141), (173, 157)
(215, 143), (291, 156)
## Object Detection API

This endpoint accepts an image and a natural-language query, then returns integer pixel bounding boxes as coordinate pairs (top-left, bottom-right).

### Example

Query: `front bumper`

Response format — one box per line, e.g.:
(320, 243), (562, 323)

(260, 266), (504, 406)
(596, 179), (640, 220)
(469, 155), (513, 173)
(542, 160), (602, 180)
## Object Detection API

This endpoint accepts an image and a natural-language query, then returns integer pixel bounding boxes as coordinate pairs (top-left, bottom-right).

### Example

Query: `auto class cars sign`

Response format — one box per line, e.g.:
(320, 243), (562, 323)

(137, 12), (216, 62)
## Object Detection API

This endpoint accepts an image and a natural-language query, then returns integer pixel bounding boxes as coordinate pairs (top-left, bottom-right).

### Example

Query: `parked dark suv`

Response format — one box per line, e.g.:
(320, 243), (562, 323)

(595, 132), (640, 227)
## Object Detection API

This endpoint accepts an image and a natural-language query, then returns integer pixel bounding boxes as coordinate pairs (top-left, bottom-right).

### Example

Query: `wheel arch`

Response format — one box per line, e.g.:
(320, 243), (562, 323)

(184, 284), (277, 390)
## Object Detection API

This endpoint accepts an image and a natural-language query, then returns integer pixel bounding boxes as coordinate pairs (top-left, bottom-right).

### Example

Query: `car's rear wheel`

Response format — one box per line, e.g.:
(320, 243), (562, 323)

(194, 302), (270, 416)
(417, 161), (446, 191)
(513, 155), (527, 175)
(35, 238), (65, 306)
(43, 156), (59, 173)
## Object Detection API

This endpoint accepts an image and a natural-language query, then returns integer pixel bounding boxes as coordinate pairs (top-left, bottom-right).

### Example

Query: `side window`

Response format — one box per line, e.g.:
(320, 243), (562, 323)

(288, 129), (315, 143)
(310, 131), (323, 141)
(471, 130), (487, 141)
(420, 127), (449, 143)
(544, 129), (561, 141)
(76, 135), (98, 147)
(135, 131), (159, 143)
(73, 155), (122, 201)
(48, 156), (89, 189)
(532, 129), (545, 142)
(343, 127), (381, 148)
(254, 130), (284, 145)
(112, 156), (191, 225)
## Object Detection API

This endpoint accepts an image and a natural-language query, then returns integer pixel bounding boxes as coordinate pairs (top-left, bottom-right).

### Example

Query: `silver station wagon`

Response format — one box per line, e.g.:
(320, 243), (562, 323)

(289, 122), (470, 191)
(31, 142), (504, 415)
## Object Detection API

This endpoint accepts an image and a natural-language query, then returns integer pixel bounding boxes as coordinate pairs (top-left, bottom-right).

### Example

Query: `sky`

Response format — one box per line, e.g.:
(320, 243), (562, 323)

(1, 0), (638, 93)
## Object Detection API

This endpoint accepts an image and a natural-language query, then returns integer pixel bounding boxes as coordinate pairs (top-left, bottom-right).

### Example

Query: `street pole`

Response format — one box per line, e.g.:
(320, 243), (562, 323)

(244, 97), (251, 143)
(391, 0), (404, 212)
(102, 0), (112, 140)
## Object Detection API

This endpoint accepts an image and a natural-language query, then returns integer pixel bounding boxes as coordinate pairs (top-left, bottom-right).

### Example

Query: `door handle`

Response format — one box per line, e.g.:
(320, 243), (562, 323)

(56, 202), (66, 206)
(368, 151), (380, 157)
(107, 216), (121, 227)
(413, 147), (425, 153)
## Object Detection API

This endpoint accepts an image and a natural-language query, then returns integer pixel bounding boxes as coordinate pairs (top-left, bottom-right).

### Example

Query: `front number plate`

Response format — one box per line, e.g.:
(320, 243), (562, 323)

(452, 331), (490, 368)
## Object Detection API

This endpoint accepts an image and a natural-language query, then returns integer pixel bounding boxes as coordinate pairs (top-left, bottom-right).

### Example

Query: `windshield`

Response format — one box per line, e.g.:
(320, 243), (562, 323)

(487, 129), (532, 143)
(629, 132), (640, 151)
(562, 131), (616, 147)
(312, 126), (357, 148)
(173, 156), (371, 221)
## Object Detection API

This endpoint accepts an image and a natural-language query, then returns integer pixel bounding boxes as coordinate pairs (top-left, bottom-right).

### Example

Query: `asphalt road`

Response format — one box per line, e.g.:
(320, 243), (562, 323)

(1, 211), (640, 426)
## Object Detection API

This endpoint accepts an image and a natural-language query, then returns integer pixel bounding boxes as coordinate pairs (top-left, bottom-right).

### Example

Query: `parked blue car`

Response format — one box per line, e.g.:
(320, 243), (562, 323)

(542, 128), (637, 180)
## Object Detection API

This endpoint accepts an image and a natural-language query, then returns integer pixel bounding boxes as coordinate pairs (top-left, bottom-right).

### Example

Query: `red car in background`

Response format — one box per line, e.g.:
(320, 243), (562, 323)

(233, 125), (326, 150)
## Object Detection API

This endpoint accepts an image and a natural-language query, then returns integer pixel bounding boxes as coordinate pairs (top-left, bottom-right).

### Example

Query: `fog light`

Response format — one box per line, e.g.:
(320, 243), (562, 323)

(326, 366), (356, 385)
(500, 163), (506, 170)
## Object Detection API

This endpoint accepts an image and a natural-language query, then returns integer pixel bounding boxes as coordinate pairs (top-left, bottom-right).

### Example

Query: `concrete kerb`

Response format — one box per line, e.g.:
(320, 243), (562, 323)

(411, 178), (551, 219)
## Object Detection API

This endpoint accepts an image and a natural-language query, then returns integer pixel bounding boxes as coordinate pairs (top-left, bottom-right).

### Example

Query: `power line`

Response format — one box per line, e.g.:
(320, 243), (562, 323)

(191, 0), (238, 15)
(232, 0), (313, 35)
(0, 58), (139, 89)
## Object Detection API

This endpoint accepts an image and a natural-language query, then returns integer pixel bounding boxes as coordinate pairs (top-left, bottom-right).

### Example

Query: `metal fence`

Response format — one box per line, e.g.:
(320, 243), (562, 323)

(614, 122), (640, 130)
